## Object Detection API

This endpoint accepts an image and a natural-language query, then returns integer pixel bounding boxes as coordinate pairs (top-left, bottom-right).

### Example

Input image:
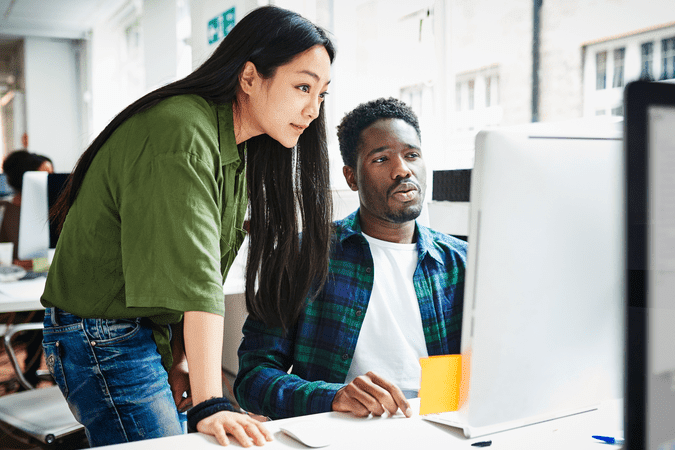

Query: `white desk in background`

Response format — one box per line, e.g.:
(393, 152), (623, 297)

(0, 276), (47, 390)
(0, 276), (46, 313)
(96, 398), (624, 450)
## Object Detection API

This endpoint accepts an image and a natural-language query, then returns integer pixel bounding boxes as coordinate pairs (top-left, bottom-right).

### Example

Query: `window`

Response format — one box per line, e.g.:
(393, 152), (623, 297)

(661, 37), (675, 80)
(400, 83), (434, 121)
(468, 79), (475, 110)
(611, 104), (624, 116)
(596, 51), (607, 90)
(612, 48), (625, 88)
(641, 41), (654, 80)
(485, 76), (492, 107)
(485, 75), (499, 107)
(455, 67), (500, 132)
(455, 81), (462, 111)
(596, 109), (607, 116)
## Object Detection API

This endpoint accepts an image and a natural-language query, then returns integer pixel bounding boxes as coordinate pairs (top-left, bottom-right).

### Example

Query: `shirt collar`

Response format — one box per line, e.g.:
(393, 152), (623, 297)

(337, 209), (445, 265)
(217, 102), (243, 167)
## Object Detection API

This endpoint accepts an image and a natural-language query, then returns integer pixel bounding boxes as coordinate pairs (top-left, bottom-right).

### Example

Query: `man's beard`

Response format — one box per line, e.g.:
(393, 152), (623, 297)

(386, 203), (423, 223)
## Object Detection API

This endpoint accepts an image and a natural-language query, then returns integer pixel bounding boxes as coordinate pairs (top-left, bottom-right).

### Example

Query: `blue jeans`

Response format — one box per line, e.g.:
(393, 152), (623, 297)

(42, 308), (186, 447)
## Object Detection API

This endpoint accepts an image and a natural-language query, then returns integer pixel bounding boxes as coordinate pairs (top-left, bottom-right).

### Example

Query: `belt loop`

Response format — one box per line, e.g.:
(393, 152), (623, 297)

(50, 307), (59, 326)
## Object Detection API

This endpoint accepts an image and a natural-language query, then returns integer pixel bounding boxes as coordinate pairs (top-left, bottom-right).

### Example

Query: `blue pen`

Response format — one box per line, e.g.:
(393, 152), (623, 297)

(592, 435), (625, 445)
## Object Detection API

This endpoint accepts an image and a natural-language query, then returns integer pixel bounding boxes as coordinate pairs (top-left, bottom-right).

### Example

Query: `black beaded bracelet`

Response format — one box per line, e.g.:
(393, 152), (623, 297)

(186, 397), (235, 432)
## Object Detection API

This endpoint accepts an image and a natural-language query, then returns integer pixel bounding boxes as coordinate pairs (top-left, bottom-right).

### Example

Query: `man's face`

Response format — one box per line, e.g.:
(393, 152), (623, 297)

(344, 118), (426, 226)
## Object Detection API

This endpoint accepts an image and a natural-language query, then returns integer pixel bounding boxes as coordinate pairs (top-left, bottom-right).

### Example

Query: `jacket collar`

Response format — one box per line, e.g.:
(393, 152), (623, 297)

(217, 102), (243, 167)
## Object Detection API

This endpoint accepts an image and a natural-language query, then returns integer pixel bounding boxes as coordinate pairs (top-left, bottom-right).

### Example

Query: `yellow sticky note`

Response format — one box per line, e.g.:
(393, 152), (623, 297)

(419, 354), (462, 415)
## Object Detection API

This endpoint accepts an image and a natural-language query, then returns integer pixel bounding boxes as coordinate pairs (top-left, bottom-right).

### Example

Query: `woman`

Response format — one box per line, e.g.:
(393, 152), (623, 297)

(1, 150), (54, 266)
(41, 6), (334, 448)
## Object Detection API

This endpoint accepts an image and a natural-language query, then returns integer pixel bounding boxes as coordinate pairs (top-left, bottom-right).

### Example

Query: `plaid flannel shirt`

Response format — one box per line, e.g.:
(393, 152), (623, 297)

(234, 210), (467, 419)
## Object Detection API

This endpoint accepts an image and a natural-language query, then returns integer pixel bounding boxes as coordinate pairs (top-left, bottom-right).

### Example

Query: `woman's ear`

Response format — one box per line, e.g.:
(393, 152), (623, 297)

(239, 61), (259, 95)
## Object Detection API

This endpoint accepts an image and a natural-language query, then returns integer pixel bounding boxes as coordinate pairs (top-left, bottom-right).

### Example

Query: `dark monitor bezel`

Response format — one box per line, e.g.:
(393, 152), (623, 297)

(624, 79), (675, 450)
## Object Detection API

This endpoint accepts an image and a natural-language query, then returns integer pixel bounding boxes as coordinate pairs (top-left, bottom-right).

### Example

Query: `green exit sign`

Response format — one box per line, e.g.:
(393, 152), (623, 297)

(208, 7), (235, 45)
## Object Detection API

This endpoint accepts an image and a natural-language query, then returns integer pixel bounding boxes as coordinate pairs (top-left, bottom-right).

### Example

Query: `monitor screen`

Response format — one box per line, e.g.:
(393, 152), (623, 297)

(17, 172), (68, 261)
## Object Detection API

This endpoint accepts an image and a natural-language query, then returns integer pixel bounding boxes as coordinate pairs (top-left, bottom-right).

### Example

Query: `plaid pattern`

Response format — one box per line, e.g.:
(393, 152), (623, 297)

(234, 210), (467, 419)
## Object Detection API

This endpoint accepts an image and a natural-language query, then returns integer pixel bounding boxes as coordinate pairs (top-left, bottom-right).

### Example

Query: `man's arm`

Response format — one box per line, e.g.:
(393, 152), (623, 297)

(234, 317), (344, 419)
(168, 319), (191, 411)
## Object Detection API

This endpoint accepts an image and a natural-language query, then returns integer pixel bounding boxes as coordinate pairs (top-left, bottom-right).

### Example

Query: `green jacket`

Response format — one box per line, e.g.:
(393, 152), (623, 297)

(42, 95), (248, 370)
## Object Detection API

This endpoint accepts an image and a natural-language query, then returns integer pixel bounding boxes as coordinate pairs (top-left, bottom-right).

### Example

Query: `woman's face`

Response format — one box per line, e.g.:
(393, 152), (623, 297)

(247, 45), (332, 148)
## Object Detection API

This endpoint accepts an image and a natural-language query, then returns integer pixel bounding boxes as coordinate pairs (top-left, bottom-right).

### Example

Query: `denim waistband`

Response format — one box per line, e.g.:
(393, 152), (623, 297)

(45, 307), (84, 327)
(45, 308), (165, 337)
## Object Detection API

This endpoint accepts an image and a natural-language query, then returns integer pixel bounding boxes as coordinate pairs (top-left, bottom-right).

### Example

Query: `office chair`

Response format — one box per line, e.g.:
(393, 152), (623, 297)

(3, 321), (44, 390)
(0, 322), (85, 445)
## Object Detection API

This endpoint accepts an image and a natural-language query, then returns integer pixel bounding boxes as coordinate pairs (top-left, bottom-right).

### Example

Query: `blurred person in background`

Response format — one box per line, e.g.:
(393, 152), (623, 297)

(0, 149), (54, 267)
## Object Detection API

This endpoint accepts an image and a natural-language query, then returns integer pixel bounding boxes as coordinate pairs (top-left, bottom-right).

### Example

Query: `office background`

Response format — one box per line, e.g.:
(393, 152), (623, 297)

(2, 0), (675, 191)
(3, 0), (675, 376)
(0, 3), (674, 447)
(0, 0), (675, 388)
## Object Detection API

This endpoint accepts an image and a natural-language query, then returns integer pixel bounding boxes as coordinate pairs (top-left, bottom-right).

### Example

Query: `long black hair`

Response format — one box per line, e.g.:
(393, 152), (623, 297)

(50, 5), (335, 333)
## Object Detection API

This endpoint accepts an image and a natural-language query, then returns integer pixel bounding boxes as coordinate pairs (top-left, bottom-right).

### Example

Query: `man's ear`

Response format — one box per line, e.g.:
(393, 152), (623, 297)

(343, 165), (358, 191)
(239, 61), (259, 95)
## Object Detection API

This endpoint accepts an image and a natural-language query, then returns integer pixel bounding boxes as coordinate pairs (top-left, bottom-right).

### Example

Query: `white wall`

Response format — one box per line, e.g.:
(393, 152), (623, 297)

(88, 0), (189, 141)
(23, 37), (83, 172)
(89, 1), (145, 141)
(143, 0), (178, 91)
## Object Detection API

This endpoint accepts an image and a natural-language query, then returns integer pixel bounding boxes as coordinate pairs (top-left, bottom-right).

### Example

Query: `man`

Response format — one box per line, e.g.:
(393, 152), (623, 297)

(234, 97), (467, 419)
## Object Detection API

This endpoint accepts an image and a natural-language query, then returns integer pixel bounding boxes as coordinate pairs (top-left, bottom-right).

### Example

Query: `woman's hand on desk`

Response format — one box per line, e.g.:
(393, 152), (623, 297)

(332, 371), (413, 418)
(197, 411), (274, 447)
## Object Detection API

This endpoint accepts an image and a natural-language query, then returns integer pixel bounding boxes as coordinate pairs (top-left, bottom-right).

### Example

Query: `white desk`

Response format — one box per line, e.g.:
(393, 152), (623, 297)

(95, 398), (623, 450)
(0, 277), (46, 313)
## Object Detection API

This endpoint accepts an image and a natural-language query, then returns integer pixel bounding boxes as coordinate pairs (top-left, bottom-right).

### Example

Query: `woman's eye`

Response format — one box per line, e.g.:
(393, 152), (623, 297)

(298, 85), (310, 93)
(319, 91), (329, 99)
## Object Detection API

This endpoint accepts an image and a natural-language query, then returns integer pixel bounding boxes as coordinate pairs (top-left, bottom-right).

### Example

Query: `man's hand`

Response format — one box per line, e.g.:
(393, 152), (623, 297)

(331, 371), (413, 418)
(196, 411), (274, 447)
(168, 359), (191, 412)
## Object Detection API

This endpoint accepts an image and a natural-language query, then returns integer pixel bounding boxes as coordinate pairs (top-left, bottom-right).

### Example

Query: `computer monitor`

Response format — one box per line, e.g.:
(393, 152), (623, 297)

(457, 117), (624, 434)
(625, 80), (675, 450)
(17, 171), (69, 261)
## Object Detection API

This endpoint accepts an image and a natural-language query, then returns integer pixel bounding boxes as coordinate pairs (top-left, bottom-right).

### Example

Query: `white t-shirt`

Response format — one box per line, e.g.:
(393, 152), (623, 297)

(345, 233), (429, 395)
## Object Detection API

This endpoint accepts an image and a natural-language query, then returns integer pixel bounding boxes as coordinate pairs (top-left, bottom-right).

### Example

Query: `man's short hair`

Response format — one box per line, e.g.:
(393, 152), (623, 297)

(336, 97), (421, 168)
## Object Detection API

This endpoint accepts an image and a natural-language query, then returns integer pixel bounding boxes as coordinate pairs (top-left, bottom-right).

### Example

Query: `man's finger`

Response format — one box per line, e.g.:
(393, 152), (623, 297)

(346, 395), (374, 417)
(352, 375), (399, 415)
(332, 386), (374, 416)
(365, 372), (412, 417)
(346, 381), (388, 415)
